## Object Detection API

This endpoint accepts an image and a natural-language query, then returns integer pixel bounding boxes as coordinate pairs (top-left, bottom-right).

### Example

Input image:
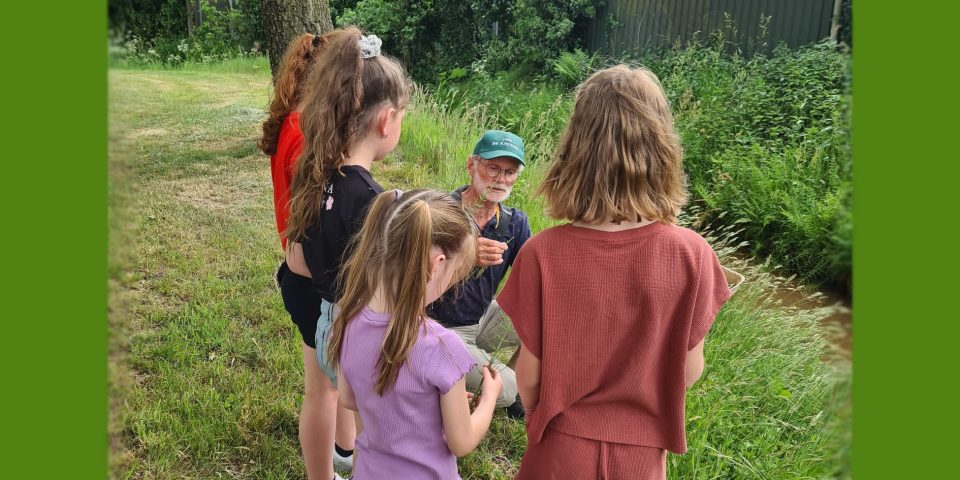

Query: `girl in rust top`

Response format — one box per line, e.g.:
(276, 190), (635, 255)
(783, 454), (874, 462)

(497, 65), (732, 479)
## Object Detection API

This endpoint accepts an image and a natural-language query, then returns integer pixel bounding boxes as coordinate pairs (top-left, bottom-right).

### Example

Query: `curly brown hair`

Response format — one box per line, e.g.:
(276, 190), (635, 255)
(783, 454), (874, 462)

(257, 32), (332, 156)
(285, 26), (411, 243)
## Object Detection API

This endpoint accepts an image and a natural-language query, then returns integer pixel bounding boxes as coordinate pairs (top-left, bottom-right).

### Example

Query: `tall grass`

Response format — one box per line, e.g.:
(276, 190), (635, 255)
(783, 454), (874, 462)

(109, 54), (270, 74)
(109, 67), (848, 480)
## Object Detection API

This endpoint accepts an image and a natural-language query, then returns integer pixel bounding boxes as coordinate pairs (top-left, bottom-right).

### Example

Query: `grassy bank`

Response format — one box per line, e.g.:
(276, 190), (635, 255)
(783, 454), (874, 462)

(109, 65), (848, 479)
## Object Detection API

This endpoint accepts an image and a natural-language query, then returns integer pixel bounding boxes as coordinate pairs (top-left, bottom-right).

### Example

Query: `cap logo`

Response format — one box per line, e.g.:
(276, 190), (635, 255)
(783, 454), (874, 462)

(489, 139), (518, 150)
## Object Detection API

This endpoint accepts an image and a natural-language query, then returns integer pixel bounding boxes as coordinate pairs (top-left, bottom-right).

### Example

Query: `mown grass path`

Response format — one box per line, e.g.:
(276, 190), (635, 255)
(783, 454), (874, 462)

(109, 68), (848, 480)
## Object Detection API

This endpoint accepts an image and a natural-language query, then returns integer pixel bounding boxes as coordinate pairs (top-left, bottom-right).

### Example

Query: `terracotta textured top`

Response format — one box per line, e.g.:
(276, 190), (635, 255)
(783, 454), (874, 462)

(497, 222), (731, 453)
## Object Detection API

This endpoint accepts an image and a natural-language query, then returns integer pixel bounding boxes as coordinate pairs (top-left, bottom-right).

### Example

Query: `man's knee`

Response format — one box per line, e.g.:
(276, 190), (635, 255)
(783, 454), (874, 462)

(494, 366), (518, 408)
(464, 362), (517, 408)
(477, 302), (520, 351)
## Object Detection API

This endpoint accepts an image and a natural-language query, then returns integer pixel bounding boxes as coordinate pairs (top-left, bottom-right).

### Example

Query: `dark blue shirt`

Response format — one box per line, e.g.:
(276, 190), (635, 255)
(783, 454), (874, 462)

(426, 185), (532, 328)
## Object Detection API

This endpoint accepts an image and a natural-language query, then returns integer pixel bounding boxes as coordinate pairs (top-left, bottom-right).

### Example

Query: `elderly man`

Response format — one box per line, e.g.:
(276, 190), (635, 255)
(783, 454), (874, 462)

(427, 130), (532, 418)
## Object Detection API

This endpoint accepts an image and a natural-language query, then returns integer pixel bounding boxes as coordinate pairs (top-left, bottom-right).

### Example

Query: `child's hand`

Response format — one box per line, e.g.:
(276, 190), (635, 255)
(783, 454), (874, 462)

(480, 365), (503, 401)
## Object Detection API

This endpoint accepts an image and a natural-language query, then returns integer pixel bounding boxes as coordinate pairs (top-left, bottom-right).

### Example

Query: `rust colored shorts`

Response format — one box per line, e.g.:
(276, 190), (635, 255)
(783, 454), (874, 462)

(515, 427), (667, 480)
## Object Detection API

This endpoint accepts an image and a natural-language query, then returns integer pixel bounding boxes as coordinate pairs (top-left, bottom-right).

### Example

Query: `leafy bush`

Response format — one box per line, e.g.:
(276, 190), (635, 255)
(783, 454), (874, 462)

(648, 39), (851, 289)
(109, 0), (188, 49)
(109, 0), (263, 66)
(338, 0), (481, 80)
(482, 0), (603, 73)
(335, 0), (601, 82)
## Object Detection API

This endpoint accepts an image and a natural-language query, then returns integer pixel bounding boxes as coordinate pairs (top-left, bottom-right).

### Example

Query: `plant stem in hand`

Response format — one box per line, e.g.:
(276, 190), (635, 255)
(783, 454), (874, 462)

(469, 328), (509, 411)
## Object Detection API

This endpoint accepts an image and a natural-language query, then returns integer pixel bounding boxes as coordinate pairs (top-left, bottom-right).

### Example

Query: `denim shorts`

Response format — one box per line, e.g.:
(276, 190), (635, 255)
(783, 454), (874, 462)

(315, 298), (339, 387)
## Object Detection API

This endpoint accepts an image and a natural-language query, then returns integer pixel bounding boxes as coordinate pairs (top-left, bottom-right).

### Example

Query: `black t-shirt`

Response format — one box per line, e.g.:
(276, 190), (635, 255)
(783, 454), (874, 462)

(301, 165), (383, 302)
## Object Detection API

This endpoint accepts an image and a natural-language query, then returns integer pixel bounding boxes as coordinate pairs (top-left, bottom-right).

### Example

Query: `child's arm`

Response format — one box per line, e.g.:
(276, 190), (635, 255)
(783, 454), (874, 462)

(338, 368), (359, 412)
(515, 342), (541, 413)
(439, 366), (502, 457)
(685, 338), (706, 388)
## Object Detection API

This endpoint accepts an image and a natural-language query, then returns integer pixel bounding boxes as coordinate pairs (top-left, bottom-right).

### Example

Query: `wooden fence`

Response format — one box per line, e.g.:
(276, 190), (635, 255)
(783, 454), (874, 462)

(586, 0), (844, 55)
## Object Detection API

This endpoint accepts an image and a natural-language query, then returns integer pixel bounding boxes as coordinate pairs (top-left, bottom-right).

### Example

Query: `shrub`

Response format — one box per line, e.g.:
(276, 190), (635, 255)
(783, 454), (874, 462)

(482, 0), (603, 73)
(109, 0), (263, 66)
(337, 0), (481, 80)
(335, 0), (602, 82)
(648, 39), (852, 289)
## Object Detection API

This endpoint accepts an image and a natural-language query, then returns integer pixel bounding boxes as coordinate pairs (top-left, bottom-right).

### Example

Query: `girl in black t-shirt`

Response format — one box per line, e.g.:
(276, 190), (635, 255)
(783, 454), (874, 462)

(277, 26), (410, 480)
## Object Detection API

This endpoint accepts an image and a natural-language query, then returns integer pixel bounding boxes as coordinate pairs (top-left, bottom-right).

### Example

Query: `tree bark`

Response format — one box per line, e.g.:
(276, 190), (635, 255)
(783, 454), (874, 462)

(261, 0), (334, 78)
(186, 0), (194, 37)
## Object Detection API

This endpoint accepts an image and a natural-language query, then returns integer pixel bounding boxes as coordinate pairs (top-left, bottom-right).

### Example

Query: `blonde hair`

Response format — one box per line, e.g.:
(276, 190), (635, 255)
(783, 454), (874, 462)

(536, 64), (688, 224)
(327, 189), (477, 395)
(285, 26), (411, 243)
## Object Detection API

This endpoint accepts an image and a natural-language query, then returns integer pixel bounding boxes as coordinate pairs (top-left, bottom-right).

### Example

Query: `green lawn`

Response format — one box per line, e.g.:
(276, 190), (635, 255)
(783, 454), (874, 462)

(109, 65), (849, 479)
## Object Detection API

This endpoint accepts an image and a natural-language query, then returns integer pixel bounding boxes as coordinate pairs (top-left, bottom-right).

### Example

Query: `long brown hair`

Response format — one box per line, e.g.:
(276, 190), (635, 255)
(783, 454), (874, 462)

(327, 189), (477, 395)
(536, 64), (688, 224)
(285, 26), (411, 243)
(258, 32), (332, 156)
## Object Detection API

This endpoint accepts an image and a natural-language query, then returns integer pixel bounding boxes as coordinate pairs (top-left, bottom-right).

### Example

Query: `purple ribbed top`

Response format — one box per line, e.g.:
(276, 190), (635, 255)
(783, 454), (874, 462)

(340, 307), (476, 479)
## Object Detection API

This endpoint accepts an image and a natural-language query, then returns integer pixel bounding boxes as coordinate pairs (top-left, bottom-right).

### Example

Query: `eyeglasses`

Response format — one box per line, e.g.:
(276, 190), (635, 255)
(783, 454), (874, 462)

(477, 158), (519, 181)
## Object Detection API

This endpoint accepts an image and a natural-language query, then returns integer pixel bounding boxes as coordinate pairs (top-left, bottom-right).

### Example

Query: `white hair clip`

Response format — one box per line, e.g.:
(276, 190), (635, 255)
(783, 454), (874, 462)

(358, 34), (382, 59)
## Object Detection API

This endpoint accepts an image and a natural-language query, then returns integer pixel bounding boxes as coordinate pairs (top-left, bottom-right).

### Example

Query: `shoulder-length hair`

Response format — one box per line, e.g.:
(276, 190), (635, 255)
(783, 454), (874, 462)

(536, 65), (688, 224)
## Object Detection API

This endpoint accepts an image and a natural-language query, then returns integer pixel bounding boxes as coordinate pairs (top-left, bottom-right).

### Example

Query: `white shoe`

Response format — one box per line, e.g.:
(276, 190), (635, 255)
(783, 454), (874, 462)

(333, 473), (347, 480)
(333, 447), (354, 471)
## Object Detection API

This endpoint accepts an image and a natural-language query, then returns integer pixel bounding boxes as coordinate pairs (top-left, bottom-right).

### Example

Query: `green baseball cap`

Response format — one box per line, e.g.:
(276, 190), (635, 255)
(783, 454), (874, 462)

(473, 130), (525, 166)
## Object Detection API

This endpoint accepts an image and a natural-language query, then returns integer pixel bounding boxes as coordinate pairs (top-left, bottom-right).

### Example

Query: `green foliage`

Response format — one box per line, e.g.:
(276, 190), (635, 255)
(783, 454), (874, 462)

(333, 0), (600, 82)
(109, 0), (188, 47)
(338, 0), (481, 80)
(646, 39), (852, 289)
(482, 0), (603, 73)
(109, 0), (264, 66)
(234, 0), (264, 52)
(551, 48), (600, 88)
(329, 0), (360, 20)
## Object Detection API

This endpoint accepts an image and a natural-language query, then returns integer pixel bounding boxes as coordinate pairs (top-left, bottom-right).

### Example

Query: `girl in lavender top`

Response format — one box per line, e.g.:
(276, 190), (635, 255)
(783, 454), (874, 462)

(326, 189), (503, 479)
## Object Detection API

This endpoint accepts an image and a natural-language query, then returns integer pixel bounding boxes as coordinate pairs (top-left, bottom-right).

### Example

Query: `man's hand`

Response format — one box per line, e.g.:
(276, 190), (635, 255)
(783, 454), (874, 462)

(476, 237), (508, 267)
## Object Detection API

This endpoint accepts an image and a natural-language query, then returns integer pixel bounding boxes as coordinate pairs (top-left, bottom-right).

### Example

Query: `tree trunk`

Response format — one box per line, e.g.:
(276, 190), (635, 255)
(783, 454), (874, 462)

(186, 0), (194, 37)
(261, 0), (334, 78)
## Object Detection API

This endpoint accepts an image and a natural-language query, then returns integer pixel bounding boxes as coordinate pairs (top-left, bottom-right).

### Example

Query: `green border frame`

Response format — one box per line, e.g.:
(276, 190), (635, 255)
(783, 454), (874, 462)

(2, 2), (107, 478)
(855, 1), (959, 478)
(5, 1), (960, 477)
